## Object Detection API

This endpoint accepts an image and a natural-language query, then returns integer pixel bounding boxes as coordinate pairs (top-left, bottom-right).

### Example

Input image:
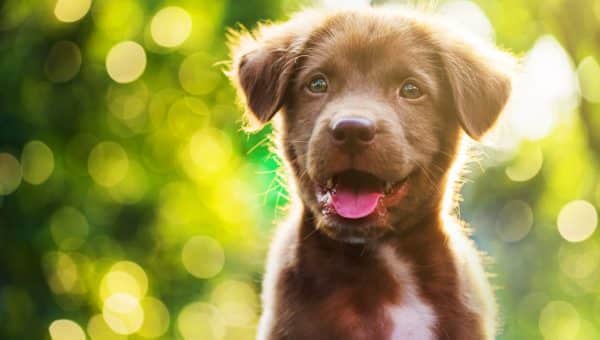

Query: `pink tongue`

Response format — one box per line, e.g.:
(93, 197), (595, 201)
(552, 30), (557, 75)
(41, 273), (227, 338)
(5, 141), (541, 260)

(331, 188), (383, 219)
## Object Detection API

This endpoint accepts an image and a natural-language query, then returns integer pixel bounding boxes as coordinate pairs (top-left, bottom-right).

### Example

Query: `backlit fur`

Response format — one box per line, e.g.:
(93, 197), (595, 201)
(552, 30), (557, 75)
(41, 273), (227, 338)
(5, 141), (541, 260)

(228, 6), (514, 340)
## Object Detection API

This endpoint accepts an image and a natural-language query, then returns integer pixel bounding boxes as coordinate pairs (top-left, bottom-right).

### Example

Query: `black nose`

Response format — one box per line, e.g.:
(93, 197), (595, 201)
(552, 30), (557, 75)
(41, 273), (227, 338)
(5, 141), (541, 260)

(331, 117), (376, 149)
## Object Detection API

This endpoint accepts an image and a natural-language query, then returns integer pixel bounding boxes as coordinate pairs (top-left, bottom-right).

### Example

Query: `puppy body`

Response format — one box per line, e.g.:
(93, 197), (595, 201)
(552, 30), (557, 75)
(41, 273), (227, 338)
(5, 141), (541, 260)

(258, 205), (495, 340)
(229, 7), (513, 340)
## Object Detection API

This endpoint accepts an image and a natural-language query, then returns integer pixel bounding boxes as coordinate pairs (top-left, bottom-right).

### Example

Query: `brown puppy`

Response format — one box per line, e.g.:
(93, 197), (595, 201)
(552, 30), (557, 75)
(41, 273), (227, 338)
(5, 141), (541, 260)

(229, 6), (514, 340)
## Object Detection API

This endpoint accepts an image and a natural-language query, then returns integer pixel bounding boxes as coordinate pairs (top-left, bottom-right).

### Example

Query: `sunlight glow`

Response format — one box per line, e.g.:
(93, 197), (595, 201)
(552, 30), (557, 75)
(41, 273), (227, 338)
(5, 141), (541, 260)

(151, 7), (193, 48)
(321, 0), (370, 9)
(504, 36), (579, 141)
(439, 0), (495, 42)
(106, 41), (147, 84)
(557, 200), (598, 243)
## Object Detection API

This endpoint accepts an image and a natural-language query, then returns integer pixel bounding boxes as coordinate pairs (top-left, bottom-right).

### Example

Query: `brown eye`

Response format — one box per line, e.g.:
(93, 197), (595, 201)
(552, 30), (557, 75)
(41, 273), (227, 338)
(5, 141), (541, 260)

(308, 76), (328, 93)
(399, 80), (423, 99)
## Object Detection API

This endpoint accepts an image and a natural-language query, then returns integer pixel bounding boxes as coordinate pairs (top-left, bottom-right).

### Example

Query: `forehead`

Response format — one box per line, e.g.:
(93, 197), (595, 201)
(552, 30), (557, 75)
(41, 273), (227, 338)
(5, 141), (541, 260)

(299, 13), (439, 84)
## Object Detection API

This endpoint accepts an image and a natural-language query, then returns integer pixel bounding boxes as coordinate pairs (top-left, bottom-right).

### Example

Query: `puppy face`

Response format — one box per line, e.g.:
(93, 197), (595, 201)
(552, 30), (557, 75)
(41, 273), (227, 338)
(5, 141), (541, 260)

(230, 9), (512, 243)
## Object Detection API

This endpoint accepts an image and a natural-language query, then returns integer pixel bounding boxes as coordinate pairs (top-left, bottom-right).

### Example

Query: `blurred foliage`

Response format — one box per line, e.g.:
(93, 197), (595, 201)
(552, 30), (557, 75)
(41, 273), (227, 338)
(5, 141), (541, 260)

(0, 0), (599, 339)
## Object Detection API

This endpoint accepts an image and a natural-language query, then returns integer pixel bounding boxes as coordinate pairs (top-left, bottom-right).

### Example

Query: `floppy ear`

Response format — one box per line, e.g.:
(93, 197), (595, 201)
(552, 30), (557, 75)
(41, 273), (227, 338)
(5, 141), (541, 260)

(228, 23), (304, 129)
(438, 37), (515, 140)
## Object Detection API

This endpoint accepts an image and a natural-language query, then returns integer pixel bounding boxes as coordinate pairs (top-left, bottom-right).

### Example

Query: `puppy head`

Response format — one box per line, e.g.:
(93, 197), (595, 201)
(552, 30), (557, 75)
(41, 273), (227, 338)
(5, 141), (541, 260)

(229, 8), (514, 243)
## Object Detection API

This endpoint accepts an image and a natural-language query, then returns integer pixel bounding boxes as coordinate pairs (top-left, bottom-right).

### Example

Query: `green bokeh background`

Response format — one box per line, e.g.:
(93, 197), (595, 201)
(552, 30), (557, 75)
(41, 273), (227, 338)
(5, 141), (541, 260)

(1, 0), (599, 339)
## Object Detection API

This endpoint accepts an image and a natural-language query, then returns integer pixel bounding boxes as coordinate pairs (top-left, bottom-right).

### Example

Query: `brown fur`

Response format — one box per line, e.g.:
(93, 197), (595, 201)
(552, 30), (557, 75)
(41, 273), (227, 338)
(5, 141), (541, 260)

(228, 6), (514, 340)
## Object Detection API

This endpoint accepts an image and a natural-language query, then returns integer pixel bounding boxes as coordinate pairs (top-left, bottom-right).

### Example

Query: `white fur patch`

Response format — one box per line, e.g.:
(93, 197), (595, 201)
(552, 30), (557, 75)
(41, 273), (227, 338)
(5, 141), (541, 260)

(379, 245), (437, 340)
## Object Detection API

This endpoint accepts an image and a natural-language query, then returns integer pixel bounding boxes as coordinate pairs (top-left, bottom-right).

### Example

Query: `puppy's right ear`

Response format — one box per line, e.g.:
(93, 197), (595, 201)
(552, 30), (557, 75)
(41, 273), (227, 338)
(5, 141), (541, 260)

(228, 23), (304, 129)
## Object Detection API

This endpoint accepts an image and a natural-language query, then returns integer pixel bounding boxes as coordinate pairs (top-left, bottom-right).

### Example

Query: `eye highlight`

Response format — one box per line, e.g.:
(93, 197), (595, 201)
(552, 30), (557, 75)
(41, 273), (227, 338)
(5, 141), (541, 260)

(308, 76), (328, 93)
(399, 80), (424, 99)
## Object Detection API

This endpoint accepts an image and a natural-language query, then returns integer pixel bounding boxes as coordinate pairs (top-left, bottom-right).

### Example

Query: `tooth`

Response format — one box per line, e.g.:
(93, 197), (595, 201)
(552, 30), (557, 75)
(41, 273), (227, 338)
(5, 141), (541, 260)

(326, 178), (334, 189)
(385, 182), (393, 193)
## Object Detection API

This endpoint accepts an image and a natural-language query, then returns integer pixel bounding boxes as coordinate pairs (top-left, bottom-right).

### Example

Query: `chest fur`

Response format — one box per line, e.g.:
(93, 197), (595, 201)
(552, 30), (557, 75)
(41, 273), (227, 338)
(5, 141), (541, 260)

(290, 245), (438, 340)
(380, 245), (437, 340)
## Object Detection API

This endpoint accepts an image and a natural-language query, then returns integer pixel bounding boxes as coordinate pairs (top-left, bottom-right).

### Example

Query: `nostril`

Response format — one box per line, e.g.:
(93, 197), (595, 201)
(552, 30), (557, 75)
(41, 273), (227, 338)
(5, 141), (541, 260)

(332, 127), (347, 141)
(330, 117), (376, 145)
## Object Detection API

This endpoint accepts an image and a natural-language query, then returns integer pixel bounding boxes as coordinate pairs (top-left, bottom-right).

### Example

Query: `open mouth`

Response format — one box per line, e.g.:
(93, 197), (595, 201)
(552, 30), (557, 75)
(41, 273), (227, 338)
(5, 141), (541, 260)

(317, 170), (409, 220)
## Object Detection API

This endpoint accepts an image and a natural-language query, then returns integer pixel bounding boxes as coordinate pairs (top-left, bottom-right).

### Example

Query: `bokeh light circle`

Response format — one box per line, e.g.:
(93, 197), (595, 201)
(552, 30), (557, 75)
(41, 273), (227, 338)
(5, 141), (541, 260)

(0, 153), (22, 195)
(495, 200), (534, 242)
(44, 41), (82, 83)
(189, 128), (233, 175)
(100, 261), (148, 301)
(150, 7), (193, 48)
(44, 252), (80, 294)
(177, 302), (225, 340)
(88, 141), (129, 187)
(577, 56), (600, 103)
(108, 160), (148, 204)
(87, 314), (127, 340)
(538, 300), (580, 340)
(557, 200), (598, 242)
(103, 293), (144, 335)
(505, 146), (543, 182)
(178, 53), (221, 95)
(54, 0), (91, 23)
(21, 140), (55, 185)
(558, 241), (600, 280)
(211, 280), (259, 327)
(181, 236), (225, 279)
(49, 319), (86, 340)
(91, 0), (144, 41)
(106, 41), (147, 84)
(49, 206), (89, 250)
(138, 297), (170, 338)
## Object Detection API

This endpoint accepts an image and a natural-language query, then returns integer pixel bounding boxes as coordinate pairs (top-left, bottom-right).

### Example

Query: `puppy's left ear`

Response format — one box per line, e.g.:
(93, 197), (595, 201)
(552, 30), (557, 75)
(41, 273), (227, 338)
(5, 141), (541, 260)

(438, 35), (515, 140)
(227, 19), (311, 130)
